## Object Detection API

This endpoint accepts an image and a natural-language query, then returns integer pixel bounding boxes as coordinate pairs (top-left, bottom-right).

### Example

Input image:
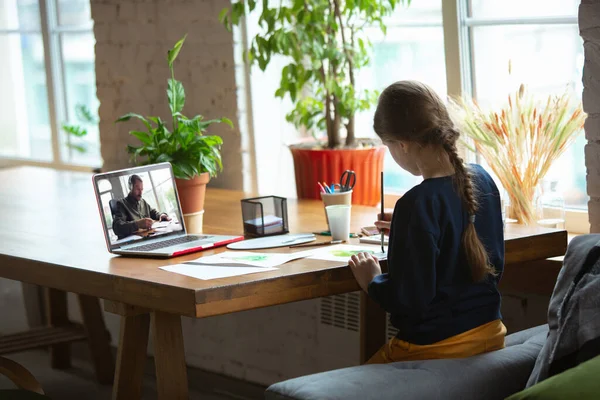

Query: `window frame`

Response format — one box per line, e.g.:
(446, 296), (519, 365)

(0, 0), (99, 171)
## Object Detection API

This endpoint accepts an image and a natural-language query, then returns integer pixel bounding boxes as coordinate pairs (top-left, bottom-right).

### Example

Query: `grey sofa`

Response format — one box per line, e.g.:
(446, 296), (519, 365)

(266, 324), (548, 400)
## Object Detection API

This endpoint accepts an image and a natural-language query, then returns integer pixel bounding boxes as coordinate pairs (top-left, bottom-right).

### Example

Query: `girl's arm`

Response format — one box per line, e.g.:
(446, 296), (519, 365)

(368, 228), (439, 316)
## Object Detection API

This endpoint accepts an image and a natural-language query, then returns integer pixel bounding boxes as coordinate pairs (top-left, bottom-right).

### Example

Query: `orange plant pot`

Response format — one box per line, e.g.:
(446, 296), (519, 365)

(175, 172), (210, 215)
(290, 145), (385, 206)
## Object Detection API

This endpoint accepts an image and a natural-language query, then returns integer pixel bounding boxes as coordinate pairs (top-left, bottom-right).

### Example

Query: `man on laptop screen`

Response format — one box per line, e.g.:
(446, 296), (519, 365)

(93, 162), (243, 257)
(113, 174), (173, 239)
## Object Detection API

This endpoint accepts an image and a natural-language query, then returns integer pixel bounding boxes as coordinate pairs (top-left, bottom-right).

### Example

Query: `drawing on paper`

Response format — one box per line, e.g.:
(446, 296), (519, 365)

(330, 249), (375, 258)
(225, 255), (269, 262)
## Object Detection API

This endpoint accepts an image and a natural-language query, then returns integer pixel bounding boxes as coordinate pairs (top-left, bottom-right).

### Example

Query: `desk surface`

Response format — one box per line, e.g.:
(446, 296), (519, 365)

(0, 167), (568, 318)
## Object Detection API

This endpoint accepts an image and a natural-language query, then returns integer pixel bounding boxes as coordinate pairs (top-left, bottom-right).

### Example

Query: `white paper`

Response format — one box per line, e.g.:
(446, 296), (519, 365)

(244, 215), (283, 227)
(308, 244), (386, 263)
(160, 263), (278, 280)
(114, 234), (142, 244)
(187, 250), (314, 268)
(152, 220), (171, 229)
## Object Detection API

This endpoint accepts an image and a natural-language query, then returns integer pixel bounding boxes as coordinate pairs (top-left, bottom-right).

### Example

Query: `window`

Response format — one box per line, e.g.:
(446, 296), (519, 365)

(97, 178), (114, 239)
(0, 0), (100, 169)
(465, 0), (585, 209)
(237, 0), (588, 227)
(355, 0), (446, 194)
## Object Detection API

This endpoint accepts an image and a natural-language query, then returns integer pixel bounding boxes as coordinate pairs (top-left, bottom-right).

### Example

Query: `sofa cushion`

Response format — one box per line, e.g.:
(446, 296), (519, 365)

(266, 325), (548, 400)
(505, 353), (600, 400)
(505, 325), (548, 347)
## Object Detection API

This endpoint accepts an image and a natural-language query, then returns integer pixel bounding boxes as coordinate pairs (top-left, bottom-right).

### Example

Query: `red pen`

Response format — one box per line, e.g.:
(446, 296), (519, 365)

(317, 182), (326, 193)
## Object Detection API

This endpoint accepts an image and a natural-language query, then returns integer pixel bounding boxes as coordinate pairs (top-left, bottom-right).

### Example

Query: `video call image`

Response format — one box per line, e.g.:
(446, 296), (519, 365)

(96, 167), (183, 245)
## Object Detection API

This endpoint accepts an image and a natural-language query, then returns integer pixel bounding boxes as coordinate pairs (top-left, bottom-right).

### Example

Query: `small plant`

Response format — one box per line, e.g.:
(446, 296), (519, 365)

(221, 0), (409, 149)
(450, 84), (586, 225)
(117, 35), (233, 179)
(62, 104), (98, 154)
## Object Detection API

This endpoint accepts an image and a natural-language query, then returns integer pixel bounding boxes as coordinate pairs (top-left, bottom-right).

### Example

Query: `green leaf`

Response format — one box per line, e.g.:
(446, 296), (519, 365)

(62, 124), (88, 137)
(218, 8), (229, 24)
(167, 34), (187, 68)
(115, 113), (152, 131)
(67, 143), (87, 153)
(179, 164), (194, 179)
(156, 153), (173, 163)
(75, 104), (96, 124)
(221, 117), (234, 129)
(130, 130), (152, 145)
(167, 79), (186, 115)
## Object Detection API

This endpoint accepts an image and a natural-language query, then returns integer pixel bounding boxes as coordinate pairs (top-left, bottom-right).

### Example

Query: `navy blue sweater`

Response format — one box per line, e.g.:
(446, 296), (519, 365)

(368, 164), (504, 345)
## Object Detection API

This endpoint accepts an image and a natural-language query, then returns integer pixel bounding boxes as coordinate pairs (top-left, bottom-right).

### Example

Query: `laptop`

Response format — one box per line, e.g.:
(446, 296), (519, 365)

(93, 162), (244, 257)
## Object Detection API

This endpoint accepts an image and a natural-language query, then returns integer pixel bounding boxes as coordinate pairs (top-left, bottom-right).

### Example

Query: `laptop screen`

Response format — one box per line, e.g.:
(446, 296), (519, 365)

(93, 162), (185, 249)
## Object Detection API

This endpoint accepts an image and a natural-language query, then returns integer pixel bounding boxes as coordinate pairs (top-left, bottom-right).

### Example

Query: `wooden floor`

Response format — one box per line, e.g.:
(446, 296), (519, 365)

(0, 346), (266, 400)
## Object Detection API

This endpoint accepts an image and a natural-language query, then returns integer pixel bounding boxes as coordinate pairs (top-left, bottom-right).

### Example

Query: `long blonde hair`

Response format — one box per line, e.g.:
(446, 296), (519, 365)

(373, 80), (495, 282)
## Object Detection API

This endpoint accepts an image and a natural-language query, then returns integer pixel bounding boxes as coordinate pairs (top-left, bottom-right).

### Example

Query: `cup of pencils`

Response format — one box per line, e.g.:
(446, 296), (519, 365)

(318, 181), (352, 232)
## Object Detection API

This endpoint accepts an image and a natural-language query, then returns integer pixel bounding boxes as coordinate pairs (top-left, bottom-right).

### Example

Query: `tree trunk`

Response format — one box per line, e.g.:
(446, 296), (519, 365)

(345, 115), (355, 147)
(332, 98), (341, 148)
(325, 93), (335, 147)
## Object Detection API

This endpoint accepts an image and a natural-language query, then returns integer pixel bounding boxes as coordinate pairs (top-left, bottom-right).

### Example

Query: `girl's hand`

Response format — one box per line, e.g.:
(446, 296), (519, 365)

(348, 252), (382, 293)
(374, 212), (392, 236)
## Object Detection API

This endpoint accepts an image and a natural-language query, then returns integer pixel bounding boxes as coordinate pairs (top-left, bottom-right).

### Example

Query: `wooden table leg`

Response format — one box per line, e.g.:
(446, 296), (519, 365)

(78, 294), (114, 384)
(112, 312), (150, 400)
(45, 288), (71, 369)
(21, 283), (45, 328)
(359, 291), (387, 364)
(152, 311), (188, 400)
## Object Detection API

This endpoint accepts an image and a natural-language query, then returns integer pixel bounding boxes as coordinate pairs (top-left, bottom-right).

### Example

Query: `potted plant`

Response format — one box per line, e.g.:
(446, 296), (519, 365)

(116, 35), (232, 230)
(220, 0), (408, 206)
(450, 83), (586, 225)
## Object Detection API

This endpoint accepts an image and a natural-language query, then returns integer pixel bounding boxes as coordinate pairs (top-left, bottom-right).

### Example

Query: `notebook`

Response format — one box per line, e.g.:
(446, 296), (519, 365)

(92, 162), (243, 257)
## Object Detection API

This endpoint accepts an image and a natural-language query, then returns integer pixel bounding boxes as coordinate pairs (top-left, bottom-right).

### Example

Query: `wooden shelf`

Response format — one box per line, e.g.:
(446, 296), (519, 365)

(0, 325), (87, 355)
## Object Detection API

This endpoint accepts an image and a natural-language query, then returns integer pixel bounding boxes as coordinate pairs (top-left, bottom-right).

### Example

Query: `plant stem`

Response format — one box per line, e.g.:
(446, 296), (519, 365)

(171, 66), (178, 132)
(334, 0), (355, 147)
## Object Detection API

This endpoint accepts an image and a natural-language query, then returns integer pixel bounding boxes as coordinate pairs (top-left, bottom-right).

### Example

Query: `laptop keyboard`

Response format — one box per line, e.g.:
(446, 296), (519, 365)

(127, 235), (210, 252)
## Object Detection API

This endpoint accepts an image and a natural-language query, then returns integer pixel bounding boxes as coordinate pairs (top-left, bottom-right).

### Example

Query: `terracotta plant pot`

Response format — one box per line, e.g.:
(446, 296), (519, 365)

(175, 173), (210, 214)
(175, 173), (210, 234)
(290, 145), (386, 206)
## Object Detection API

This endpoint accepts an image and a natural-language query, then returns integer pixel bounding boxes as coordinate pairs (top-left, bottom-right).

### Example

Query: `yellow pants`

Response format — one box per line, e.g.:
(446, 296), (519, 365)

(367, 319), (507, 364)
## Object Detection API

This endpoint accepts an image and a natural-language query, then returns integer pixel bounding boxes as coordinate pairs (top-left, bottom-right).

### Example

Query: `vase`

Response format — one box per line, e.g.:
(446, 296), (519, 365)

(536, 180), (566, 229)
(506, 185), (543, 226)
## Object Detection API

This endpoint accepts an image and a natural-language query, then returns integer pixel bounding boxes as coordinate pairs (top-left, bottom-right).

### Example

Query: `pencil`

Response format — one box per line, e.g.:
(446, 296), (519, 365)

(380, 171), (385, 253)
(289, 240), (343, 248)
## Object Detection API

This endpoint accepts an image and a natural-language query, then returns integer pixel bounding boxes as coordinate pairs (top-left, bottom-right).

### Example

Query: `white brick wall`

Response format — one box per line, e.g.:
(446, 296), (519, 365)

(91, 0), (242, 190)
(581, 0), (600, 232)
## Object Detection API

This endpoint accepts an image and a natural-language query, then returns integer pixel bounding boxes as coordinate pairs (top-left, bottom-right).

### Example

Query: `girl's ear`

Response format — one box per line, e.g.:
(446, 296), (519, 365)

(399, 141), (410, 154)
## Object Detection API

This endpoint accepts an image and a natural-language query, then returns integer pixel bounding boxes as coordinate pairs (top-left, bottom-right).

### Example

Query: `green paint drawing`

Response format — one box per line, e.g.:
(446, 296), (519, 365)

(227, 255), (269, 262)
(330, 250), (374, 257)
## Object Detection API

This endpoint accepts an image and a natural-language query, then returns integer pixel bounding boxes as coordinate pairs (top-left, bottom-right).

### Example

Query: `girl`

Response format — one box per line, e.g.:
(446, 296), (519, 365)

(349, 81), (506, 364)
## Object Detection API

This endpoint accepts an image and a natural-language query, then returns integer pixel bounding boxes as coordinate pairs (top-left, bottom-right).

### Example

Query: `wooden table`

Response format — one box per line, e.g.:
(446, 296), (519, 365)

(0, 167), (568, 399)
